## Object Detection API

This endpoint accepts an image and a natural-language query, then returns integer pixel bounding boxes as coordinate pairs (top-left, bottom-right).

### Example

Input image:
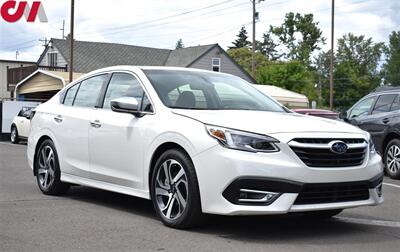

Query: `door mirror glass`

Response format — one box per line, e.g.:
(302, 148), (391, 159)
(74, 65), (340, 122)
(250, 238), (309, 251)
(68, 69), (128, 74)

(110, 97), (141, 115)
(339, 111), (348, 120)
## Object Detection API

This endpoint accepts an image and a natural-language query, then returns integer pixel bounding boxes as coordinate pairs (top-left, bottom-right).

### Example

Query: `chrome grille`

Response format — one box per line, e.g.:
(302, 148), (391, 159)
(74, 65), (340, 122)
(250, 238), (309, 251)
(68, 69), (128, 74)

(289, 138), (367, 168)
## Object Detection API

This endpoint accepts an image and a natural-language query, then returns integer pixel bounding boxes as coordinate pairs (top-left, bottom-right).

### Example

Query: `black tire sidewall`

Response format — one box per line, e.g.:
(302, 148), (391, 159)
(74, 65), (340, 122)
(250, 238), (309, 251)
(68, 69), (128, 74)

(150, 149), (202, 228)
(384, 139), (400, 179)
(11, 126), (18, 144)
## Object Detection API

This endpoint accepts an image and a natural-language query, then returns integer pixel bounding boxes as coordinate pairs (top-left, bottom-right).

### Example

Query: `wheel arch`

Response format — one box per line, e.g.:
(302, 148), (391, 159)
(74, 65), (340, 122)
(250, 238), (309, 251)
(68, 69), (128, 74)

(148, 142), (191, 191)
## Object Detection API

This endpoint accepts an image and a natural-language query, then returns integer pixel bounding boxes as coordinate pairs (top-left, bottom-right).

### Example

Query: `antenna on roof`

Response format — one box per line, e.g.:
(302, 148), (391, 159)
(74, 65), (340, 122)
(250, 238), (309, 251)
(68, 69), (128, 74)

(16, 51), (19, 60)
(39, 37), (48, 47)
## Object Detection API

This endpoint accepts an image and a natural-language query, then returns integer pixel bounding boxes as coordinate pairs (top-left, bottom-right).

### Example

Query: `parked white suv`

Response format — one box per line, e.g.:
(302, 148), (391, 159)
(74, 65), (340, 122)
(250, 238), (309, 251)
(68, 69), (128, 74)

(11, 107), (35, 144)
(28, 66), (384, 228)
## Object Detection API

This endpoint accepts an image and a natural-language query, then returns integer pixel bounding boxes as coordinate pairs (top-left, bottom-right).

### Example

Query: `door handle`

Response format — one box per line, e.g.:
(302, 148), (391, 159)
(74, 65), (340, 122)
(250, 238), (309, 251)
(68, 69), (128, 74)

(382, 118), (390, 124)
(54, 115), (63, 123)
(90, 120), (102, 128)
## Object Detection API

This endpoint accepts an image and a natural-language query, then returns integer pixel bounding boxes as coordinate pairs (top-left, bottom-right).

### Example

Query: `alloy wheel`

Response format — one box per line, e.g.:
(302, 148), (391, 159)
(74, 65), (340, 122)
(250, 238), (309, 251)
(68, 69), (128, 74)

(386, 144), (400, 174)
(11, 128), (16, 142)
(155, 159), (189, 220)
(37, 145), (56, 190)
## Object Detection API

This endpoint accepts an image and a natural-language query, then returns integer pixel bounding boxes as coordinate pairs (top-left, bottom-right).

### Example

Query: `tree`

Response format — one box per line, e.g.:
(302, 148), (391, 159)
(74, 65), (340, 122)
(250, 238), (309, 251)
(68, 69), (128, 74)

(227, 47), (269, 75)
(229, 26), (251, 49)
(270, 12), (325, 67)
(175, 39), (184, 49)
(329, 33), (384, 109)
(257, 61), (317, 102)
(257, 32), (281, 60)
(383, 31), (400, 85)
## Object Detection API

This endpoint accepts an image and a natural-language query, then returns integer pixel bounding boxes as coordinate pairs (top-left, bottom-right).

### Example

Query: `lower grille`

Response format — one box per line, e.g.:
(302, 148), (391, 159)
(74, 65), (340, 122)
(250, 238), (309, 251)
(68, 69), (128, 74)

(294, 182), (370, 205)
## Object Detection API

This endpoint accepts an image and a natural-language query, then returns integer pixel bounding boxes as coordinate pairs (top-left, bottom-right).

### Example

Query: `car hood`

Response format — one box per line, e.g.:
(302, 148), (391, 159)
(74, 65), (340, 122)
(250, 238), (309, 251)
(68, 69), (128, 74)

(172, 109), (366, 135)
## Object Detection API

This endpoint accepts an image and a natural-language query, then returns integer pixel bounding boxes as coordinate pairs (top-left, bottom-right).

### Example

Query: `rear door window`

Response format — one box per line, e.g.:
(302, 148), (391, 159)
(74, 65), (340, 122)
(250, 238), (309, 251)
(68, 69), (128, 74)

(390, 95), (400, 111)
(371, 94), (397, 115)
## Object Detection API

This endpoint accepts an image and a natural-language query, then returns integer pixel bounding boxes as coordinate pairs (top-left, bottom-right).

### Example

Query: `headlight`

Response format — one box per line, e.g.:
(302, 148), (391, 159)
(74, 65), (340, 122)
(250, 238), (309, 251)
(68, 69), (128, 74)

(205, 125), (279, 153)
(369, 138), (376, 153)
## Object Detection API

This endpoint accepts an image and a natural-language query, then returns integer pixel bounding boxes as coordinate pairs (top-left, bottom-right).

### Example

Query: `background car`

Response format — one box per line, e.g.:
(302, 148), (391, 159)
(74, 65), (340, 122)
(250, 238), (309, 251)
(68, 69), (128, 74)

(10, 107), (35, 144)
(340, 86), (400, 179)
(293, 109), (338, 120)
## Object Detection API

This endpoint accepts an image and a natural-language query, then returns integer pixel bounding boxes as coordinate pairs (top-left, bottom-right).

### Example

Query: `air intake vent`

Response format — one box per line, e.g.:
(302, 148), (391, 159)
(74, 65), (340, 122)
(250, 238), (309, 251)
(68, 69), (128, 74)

(289, 138), (367, 168)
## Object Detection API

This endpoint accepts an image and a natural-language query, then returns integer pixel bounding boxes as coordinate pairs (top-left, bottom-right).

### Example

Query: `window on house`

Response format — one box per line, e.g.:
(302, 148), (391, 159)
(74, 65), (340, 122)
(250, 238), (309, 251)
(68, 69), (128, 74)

(48, 52), (58, 67)
(212, 58), (221, 72)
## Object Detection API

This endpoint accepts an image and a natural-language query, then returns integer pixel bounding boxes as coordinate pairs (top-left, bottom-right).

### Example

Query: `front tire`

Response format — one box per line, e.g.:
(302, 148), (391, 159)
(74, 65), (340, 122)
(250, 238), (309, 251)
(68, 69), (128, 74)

(384, 139), (400, 179)
(10, 126), (19, 144)
(35, 139), (69, 195)
(150, 149), (203, 229)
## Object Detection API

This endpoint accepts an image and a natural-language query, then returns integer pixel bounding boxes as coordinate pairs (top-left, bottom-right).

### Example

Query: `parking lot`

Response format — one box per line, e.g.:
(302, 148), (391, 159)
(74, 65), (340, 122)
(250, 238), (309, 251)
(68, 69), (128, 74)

(1, 141), (399, 252)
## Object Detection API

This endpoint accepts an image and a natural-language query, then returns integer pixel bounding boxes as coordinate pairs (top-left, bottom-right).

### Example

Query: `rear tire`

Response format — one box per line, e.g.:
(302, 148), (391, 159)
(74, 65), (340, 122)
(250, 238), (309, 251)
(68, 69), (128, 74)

(384, 139), (400, 179)
(10, 126), (19, 144)
(35, 139), (69, 195)
(303, 209), (343, 219)
(150, 149), (203, 229)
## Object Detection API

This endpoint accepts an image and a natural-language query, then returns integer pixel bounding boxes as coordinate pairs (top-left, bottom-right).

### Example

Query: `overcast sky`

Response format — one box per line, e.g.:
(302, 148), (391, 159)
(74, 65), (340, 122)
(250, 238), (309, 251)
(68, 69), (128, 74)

(0, 0), (398, 61)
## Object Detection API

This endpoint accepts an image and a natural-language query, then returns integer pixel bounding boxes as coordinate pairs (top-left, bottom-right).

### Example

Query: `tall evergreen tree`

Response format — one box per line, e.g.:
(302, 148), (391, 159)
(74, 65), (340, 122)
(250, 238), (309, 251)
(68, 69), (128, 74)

(229, 26), (251, 49)
(175, 39), (184, 49)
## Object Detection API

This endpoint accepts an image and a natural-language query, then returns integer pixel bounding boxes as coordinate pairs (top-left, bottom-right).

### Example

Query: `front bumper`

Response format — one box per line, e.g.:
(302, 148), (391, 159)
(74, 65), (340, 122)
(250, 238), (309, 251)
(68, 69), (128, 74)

(193, 142), (384, 215)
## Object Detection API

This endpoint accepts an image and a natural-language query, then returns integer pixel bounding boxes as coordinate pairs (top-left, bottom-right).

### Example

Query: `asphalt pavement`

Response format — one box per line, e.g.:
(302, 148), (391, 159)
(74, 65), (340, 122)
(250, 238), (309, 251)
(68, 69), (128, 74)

(1, 141), (399, 252)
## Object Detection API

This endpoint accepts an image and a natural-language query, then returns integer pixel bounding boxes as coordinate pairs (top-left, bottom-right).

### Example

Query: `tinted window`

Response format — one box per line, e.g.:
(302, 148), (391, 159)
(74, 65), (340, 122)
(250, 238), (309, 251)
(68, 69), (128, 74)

(63, 84), (79, 106)
(372, 94), (397, 115)
(103, 73), (152, 112)
(390, 95), (400, 111)
(74, 75), (107, 108)
(144, 70), (284, 112)
(349, 97), (375, 119)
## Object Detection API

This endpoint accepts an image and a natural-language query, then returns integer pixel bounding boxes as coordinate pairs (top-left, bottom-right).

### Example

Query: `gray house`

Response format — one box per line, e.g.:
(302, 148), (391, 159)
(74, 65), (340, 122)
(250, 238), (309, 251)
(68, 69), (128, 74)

(37, 38), (255, 83)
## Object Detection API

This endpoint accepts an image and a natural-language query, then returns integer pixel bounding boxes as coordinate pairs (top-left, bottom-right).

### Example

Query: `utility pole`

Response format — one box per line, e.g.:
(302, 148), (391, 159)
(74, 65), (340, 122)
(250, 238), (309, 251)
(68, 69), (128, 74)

(69, 0), (75, 83)
(329, 0), (335, 110)
(60, 20), (65, 39)
(251, 0), (264, 79)
(252, 0), (256, 78)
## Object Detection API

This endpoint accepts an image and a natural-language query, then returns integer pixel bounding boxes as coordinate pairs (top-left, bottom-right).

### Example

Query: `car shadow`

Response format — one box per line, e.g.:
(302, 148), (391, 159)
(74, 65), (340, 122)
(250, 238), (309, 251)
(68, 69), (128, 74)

(62, 186), (396, 245)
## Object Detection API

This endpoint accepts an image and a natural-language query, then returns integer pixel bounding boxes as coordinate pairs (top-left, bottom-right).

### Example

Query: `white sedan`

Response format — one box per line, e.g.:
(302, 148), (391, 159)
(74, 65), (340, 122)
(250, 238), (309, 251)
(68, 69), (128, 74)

(11, 107), (35, 144)
(27, 66), (383, 228)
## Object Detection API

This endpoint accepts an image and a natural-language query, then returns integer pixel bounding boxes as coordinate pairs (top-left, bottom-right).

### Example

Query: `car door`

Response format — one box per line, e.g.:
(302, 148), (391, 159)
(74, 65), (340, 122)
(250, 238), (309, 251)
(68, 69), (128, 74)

(347, 96), (377, 129)
(365, 93), (399, 152)
(88, 72), (154, 189)
(54, 74), (108, 178)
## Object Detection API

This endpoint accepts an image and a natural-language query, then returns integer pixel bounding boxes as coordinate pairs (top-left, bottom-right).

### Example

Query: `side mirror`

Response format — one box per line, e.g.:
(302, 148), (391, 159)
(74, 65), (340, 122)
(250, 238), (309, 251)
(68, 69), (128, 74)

(110, 97), (143, 117)
(339, 111), (348, 121)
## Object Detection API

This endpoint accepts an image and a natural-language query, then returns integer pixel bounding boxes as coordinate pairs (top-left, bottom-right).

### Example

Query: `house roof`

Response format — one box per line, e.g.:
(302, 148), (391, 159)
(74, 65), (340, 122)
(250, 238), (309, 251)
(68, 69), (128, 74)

(40, 39), (218, 73)
(164, 44), (217, 66)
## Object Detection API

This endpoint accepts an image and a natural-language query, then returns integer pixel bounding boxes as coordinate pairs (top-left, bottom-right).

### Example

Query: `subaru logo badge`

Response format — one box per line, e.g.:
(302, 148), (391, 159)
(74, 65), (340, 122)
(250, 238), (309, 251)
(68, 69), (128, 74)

(329, 141), (348, 154)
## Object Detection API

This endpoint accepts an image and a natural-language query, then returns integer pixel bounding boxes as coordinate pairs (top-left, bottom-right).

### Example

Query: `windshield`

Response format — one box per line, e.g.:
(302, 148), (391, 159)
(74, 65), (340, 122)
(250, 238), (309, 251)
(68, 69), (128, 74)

(143, 70), (285, 112)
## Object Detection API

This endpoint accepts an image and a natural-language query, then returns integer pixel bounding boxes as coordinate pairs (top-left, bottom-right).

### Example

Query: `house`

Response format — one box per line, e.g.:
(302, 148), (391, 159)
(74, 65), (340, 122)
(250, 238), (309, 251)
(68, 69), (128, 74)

(0, 59), (36, 99)
(37, 38), (256, 83)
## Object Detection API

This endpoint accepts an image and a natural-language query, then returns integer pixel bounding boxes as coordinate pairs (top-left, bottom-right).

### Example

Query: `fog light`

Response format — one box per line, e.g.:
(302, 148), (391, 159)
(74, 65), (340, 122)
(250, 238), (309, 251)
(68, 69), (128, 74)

(375, 183), (383, 197)
(238, 189), (280, 204)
